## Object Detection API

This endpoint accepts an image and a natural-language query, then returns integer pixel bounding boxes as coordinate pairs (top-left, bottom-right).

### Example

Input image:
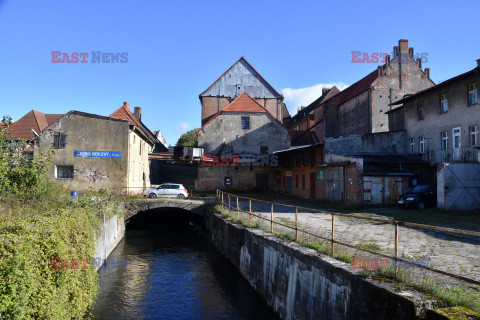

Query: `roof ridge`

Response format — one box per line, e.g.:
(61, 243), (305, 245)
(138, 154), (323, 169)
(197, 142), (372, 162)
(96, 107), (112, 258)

(199, 57), (283, 98)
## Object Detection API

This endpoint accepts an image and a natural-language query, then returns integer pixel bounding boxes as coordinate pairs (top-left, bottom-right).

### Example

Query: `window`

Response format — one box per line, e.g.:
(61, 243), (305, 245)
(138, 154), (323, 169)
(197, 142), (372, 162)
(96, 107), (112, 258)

(409, 138), (415, 154)
(441, 132), (448, 150)
(224, 145), (233, 154)
(419, 136), (425, 154)
(468, 83), (478, 105)
(417, 102), (425, 120)
(470, 125), (479, 146)
(295, 175), (298, 189)
(224, 177), (232, 187)
(56, 165), (73, 179)
(260, 146), (269, 154)
(453, 127), (461, 149)
(241, 116), (250, 130)
(52, 132), (67, 149)
(440, 94), (448, 113)
(302, 174), (305, 190)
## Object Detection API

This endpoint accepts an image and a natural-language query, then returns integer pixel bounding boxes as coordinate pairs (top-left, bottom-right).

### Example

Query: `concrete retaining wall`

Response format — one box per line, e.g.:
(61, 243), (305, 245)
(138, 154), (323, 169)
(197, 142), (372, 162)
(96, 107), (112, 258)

(206, 212), (435, 320)
(93, 214), (125, 270)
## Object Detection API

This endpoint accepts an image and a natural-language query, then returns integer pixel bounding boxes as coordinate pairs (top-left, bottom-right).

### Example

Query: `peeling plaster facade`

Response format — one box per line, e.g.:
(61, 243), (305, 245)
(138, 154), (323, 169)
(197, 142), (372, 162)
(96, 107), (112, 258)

(35, 111), (152, 193)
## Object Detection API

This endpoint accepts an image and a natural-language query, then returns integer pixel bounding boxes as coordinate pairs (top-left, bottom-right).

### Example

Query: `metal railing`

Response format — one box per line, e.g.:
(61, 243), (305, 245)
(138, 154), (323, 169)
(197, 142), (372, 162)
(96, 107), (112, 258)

(421, 146), (480, 164)
(216, 190), (480, 286)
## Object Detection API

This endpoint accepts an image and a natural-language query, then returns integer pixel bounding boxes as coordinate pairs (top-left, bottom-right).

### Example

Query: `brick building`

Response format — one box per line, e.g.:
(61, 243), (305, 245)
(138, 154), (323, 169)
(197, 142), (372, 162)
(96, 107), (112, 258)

(199, 57), (290, 125)
(196, 92), (290, 191)
(313, 39), (435, 140)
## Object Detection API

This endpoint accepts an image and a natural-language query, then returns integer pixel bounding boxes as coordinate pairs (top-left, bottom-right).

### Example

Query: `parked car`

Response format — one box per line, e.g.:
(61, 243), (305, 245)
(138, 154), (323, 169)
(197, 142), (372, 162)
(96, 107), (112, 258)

(397, 185), (436, 209)
(147, 183), (188, 199)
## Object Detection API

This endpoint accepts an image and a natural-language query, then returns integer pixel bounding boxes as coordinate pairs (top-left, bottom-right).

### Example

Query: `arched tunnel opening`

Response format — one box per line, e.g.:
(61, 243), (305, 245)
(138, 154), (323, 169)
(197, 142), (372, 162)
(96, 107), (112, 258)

(126, 207), (205, 231)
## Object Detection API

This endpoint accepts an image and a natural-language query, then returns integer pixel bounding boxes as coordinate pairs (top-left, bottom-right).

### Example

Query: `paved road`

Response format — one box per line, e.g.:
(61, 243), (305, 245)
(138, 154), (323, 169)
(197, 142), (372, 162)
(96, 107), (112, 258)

(222, 196), (480, 286)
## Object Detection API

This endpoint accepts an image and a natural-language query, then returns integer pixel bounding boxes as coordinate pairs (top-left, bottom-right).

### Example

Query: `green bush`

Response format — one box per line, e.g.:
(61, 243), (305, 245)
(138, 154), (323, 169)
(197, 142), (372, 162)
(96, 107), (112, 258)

(0, 116), (101, 319)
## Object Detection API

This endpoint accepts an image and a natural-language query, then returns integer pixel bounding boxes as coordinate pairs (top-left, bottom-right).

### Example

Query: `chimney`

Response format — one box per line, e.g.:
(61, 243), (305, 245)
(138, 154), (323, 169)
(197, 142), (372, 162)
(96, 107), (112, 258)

(386, 54), (391, 66)
(425, 68), (430, 79)
(477, 59), (480, 68)
(378, 65), (383, 77)
(322, 88), (329, 95)
(399, 39), (409, 52)
(393, 46), (399, 58)
(134, 106), (142, 120)
(123, 101), (129, 110)
(417, 57), (422, 69)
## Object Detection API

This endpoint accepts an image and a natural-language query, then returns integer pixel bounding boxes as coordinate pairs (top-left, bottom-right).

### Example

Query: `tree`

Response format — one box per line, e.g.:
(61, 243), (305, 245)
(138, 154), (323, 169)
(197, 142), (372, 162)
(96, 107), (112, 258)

(176, 129), (199, 147)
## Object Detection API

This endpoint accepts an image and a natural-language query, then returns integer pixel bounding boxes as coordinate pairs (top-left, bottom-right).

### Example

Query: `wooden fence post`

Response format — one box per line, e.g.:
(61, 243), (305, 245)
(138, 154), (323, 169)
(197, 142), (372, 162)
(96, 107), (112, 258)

(228, 194), (230, 209)
(331, 214), (335, 255)
(237, 197), (239, 219)
(221, 192), (224, 209)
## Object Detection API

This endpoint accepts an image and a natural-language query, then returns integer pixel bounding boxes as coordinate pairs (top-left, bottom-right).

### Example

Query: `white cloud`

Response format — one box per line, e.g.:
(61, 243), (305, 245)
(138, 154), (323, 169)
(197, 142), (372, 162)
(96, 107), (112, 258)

(174, 121), (190, 133)
(282, 82), (349, 116)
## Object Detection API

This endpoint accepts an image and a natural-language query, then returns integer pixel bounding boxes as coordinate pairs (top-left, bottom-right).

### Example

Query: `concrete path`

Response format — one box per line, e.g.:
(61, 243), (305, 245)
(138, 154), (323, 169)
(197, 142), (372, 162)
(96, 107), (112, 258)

(223, 197), (480, 287)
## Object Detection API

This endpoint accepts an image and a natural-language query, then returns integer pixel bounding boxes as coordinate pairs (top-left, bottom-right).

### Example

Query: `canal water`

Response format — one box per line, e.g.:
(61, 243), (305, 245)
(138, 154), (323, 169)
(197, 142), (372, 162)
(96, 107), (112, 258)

(91, 210), (278, 320)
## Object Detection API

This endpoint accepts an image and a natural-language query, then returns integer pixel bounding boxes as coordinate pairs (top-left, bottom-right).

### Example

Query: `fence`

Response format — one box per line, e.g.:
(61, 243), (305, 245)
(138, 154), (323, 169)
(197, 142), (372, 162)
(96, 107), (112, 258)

(216, 190), (480, 287)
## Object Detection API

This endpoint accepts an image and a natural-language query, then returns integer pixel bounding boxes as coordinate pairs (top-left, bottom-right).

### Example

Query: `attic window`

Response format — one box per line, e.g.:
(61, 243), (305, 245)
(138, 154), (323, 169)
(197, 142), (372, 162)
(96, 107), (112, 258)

(241, 116), (250, 130)
(52, 132), (67, 149)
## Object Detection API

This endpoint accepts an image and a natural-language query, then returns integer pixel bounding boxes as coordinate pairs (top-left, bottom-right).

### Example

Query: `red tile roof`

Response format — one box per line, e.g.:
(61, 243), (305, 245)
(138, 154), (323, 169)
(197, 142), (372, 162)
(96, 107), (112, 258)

(337, 69), (378, 105)
(222, 92), (268, 113)
(7, 110), (64, 141)
(199, 91), (288, 132)
(109, 103), (141, 127)
(199, 56), (283, 98)
(109, 102), (157, 144)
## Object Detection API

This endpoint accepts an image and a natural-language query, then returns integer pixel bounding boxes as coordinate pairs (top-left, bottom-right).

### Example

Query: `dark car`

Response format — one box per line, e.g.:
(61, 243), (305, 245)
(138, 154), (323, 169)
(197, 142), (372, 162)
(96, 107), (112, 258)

(397, 185), (436, 209)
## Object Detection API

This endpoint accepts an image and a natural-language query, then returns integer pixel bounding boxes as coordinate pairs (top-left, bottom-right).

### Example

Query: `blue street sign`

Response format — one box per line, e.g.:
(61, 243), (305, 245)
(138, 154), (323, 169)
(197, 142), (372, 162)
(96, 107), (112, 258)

(74, 150), (121, 158)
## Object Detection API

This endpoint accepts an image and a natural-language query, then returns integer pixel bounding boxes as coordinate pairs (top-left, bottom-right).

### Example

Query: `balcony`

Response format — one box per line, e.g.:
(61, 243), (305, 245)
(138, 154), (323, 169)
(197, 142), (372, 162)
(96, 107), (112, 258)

(421, 146), (480, 164)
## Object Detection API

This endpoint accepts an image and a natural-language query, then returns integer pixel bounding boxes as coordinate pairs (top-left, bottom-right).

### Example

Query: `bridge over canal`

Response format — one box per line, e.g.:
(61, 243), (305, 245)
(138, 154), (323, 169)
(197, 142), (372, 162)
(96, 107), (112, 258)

(122, 198), (212, 221)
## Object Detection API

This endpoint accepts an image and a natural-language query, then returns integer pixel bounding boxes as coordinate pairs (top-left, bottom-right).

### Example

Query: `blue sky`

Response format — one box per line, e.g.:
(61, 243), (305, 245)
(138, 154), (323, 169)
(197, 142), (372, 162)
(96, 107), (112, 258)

(0, 0), (478, 145)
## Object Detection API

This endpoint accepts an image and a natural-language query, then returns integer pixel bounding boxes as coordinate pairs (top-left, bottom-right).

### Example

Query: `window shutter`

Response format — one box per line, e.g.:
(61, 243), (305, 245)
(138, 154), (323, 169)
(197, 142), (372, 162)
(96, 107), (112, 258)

(60, 133), (67, 148)
(53, 133), (59, 148)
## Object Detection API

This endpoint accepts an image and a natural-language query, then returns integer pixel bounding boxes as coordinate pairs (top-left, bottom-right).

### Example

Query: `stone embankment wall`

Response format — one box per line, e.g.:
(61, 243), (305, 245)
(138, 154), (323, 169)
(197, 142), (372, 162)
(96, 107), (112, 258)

(206, 211), (442, 320)
(93, 214), (125, 270)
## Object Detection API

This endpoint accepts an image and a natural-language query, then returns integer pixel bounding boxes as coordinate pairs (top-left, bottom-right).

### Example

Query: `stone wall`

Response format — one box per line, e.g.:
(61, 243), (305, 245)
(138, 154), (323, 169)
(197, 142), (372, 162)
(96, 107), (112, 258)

(93, 214), (125, 271)
(207, 211), (440, 320)
(324, 131), (408, 155)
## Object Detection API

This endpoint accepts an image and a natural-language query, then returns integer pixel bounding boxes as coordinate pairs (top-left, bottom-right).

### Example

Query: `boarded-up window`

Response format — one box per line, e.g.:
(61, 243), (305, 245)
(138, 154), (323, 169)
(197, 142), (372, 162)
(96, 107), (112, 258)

(53, 132), (67, 149)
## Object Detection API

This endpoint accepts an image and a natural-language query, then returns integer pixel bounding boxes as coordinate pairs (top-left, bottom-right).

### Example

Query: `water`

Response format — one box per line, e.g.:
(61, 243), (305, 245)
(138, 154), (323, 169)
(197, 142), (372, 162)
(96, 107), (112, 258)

(91, 211), (278, 320)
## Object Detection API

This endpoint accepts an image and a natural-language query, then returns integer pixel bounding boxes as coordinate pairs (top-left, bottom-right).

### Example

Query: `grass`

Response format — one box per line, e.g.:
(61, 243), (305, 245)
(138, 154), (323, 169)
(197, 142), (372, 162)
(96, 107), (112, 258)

(361, 267), (480, 314)
(357, 243), (381, 251)
(213, 204), (480, 314)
